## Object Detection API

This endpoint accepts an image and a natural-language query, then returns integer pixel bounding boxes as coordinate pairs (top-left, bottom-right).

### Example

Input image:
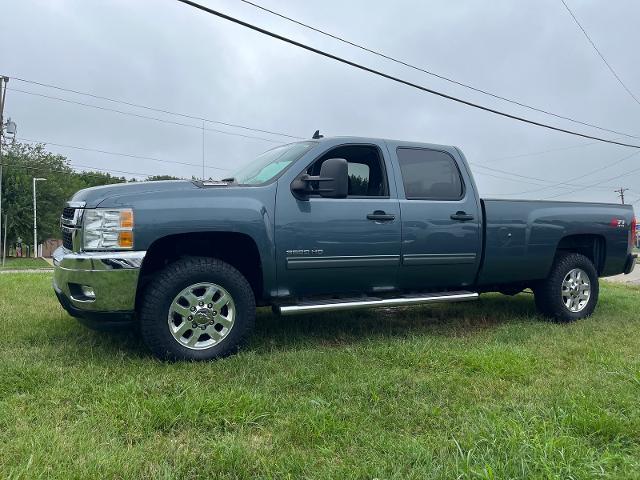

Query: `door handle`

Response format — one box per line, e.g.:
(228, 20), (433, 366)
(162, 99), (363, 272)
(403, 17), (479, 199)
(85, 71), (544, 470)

(450, 211), (474, 221)
(367, 210), (395, 222)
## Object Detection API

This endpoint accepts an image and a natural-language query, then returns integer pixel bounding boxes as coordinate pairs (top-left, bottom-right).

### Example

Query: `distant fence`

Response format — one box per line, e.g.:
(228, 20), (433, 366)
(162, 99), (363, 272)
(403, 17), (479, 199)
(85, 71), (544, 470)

(41, 239), (62, 257)
(4, 238), (62, 258)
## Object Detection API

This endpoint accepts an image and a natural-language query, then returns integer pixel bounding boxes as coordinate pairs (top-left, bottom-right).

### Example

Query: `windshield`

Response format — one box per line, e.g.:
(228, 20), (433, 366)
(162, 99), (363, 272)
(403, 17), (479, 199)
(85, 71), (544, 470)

(229, 141), (316, 185)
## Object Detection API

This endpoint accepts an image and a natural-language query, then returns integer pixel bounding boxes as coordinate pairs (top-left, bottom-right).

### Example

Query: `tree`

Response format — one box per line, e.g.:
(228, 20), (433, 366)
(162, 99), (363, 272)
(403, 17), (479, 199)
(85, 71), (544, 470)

(0, 142), (126, 249)
(146, 175), (180, 181)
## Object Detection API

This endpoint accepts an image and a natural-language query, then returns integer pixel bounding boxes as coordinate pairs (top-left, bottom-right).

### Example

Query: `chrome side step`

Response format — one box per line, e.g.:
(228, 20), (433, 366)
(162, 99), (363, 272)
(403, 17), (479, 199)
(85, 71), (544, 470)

(274, 291), (478, 316)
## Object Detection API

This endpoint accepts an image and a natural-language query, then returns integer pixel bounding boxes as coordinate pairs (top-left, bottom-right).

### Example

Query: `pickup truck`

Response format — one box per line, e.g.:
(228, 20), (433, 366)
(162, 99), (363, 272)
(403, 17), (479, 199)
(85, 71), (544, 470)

(53, 136), (637, 361)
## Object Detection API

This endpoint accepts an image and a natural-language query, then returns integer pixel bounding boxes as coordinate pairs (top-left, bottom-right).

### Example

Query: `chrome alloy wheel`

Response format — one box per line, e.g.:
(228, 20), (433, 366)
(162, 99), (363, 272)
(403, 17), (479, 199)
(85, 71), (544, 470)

(561, 268), (591, 313)
(167, 282), (236, 350)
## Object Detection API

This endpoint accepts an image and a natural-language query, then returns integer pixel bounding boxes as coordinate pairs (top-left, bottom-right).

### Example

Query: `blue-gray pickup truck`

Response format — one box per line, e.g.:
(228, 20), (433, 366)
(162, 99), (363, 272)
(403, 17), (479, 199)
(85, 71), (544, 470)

(53, 136), (637, 360)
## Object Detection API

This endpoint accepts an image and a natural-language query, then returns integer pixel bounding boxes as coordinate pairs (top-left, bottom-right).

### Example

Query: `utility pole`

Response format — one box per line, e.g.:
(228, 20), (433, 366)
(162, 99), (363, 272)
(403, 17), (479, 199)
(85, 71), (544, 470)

(201, 119), (206, 180)
(614, 187), (629, 204)
(2, 214), (6, 267)
(33, 177), (46, 258)
(0, 76), (16, 265)
(0, 76), (7, 264)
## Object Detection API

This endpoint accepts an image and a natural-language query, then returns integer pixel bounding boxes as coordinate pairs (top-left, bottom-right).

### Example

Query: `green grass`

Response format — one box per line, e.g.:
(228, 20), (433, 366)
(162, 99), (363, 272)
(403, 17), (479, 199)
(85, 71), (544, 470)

(1, 273), (639, 479)
(0, 257), (51, 270)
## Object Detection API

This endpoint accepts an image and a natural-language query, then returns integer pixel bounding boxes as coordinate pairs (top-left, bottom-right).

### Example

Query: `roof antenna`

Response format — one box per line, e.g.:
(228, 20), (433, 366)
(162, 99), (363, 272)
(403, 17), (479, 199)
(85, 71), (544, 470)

(312, 130), (323, 139)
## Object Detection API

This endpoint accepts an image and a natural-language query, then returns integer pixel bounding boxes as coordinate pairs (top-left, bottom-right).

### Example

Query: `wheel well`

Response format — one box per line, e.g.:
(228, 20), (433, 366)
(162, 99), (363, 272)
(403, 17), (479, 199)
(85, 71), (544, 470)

(138, 232), (263, 301)
(555, 234), (605, 274)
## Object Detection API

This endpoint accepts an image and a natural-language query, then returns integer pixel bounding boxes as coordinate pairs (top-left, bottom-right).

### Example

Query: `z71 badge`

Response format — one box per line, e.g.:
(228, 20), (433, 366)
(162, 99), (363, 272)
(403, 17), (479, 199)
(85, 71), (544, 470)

(610, 218), (626, 228)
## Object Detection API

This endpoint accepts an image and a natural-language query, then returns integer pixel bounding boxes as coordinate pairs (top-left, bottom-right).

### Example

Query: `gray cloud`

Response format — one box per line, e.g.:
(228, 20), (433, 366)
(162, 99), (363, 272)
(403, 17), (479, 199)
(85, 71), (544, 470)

(2, 0), (639, 204)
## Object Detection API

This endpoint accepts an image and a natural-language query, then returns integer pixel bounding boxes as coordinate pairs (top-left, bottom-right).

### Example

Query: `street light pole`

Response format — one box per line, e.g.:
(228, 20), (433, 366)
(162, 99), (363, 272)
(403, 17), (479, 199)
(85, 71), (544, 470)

(33, 177), (46, 258)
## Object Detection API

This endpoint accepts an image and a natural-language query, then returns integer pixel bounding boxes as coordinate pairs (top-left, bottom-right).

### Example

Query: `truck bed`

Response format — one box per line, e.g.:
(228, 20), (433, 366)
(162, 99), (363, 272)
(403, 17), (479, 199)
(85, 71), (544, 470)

(477, 198), (634, 287)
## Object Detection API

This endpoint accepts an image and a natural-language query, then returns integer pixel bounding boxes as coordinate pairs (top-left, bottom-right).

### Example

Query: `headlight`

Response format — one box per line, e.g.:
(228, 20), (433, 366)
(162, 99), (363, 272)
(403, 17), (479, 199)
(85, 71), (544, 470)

(83, 208), (134, 250)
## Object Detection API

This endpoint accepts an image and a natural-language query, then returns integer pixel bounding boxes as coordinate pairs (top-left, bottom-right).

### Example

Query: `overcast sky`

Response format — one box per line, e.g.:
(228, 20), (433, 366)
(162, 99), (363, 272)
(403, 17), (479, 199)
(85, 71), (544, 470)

(3, 0), (640, 204)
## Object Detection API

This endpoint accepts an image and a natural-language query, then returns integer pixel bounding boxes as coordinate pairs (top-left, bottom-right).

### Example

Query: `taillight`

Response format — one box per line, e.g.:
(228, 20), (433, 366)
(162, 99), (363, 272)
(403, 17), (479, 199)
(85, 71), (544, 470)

(631, 217), (637, 249)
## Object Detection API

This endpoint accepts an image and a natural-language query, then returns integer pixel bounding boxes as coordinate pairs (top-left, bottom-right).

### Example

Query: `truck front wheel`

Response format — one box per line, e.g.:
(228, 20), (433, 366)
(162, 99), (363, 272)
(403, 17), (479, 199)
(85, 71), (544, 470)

(139, 257), (255, 361)
(534, 252), (599, 322)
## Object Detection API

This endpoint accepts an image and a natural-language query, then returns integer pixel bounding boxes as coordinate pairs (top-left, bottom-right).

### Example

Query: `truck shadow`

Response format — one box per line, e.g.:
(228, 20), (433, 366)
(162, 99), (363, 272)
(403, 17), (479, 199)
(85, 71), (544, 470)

(248, 293), (541, 353)
(60, 293), (541, 359)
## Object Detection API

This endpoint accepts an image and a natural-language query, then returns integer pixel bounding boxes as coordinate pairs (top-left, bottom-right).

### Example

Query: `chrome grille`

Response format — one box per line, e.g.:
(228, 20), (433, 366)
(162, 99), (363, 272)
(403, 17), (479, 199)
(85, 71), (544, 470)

(62, 228), (74, 250)
(62, 207), (76, 221)
(60, 202), (85, 251)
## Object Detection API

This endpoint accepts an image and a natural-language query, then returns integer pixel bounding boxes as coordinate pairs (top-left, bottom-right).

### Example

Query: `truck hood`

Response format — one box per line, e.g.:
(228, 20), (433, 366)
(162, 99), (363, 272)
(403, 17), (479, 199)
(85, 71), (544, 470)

(71, 180), (200, 208)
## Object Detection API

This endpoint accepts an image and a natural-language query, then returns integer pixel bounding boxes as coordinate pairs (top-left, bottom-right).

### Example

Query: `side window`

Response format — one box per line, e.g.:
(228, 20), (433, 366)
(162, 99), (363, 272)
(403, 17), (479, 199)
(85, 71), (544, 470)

(396, 148), (464, 200)
(307, 145), (388, 197)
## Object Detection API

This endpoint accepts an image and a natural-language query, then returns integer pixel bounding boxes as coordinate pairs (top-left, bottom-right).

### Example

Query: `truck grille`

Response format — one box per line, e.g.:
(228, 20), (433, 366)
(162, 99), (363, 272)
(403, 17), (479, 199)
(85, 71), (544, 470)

(62, 228), (74, 250)
(62, 207), (76, 221)
(60, 203), (84, 251)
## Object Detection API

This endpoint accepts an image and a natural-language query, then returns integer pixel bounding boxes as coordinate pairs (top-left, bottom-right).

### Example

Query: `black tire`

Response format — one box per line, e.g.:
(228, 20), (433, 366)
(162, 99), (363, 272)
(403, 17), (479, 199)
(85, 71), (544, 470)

(533, 252), (599, 322)
(139, 257), (255, 361)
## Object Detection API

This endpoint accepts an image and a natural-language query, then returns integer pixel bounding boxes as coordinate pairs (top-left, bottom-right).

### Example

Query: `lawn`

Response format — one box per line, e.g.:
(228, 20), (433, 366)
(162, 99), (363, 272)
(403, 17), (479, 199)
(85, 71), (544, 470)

(0, 257), (51, 270)
(1, 273), (639, 479)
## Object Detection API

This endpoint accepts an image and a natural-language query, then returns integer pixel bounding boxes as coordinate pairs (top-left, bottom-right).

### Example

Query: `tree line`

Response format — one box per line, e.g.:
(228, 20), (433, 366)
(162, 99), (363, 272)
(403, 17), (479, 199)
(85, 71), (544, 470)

(0, 142), (178, 249)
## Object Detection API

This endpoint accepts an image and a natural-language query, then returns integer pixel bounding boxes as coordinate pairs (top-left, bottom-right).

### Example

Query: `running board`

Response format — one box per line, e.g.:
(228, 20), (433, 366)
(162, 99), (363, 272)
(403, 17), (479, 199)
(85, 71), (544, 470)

(274, 291), (478, 316)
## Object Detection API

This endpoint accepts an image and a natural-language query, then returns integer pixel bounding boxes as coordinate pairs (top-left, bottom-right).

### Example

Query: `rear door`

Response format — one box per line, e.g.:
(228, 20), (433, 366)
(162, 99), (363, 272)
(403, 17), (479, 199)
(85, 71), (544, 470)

(389, 144), (481, 289)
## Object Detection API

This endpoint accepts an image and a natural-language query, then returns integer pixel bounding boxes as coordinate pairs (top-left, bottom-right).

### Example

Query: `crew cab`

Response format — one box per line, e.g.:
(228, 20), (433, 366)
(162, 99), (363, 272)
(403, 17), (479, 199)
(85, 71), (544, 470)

(53, 136), (637, 360)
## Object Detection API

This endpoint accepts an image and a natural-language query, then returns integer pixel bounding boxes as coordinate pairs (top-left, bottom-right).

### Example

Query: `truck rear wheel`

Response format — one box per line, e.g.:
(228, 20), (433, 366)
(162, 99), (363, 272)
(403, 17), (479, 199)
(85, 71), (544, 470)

(534, 252), (599, 322)
(139, 257), (255, 361)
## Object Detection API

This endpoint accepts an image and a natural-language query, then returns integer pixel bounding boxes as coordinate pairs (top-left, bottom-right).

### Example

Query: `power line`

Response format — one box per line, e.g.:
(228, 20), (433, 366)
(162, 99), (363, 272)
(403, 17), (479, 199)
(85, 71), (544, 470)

(11, 134), (627, 193)
(17, 77), (620, 177)
(471, 162), (620, 191)
(19, 85), (612, 189)
(525, 150), (640, 194)
(19, 97), (578, 188)
(17, 136), (231, 172)
(483, 139), (603, 164)
(560, 0), (640, 106)
(544, 163), (640, 199)
(8, 75), (303, 140)
(22, 126), (630, 194)
(0, 160), (162, 179)
(16, 87), (635, 191)
(8, 88), (284, 144)
(11, 100), (637, 196)
(5, 75), (637, 196)
(175, 0), (640, 149)
(6, 76), (638, 189)
(485, 149), (640, 196)
(238, 0), (640, 141)
(473, 169), (561, 189)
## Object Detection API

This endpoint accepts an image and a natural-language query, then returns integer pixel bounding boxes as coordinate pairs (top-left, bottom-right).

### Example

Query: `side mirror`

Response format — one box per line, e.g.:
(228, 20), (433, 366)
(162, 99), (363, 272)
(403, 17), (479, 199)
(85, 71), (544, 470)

(318, 158), (348, 198)
(291, 158), (348, 199)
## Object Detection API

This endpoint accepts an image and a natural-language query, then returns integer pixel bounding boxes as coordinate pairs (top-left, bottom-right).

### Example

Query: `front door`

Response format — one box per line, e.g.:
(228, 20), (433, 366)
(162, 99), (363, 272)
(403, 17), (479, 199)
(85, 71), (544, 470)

(275, 143), (401, 297)
(390, 144), (482, 289)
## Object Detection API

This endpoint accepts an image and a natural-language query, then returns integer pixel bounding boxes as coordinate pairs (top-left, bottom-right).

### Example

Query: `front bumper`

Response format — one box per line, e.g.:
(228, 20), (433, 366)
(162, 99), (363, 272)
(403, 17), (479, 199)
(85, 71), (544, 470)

(52, 246), (146, 321)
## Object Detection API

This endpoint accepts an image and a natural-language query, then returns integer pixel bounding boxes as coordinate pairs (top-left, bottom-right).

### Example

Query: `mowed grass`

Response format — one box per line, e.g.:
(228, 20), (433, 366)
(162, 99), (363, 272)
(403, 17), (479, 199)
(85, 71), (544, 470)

(1, 274), (639, 479)
(0, 257), (51, 270)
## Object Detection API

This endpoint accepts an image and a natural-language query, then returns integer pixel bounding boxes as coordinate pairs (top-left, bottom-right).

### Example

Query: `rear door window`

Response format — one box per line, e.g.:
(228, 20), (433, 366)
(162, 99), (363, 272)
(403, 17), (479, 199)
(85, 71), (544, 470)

(396, 148), (464, 200)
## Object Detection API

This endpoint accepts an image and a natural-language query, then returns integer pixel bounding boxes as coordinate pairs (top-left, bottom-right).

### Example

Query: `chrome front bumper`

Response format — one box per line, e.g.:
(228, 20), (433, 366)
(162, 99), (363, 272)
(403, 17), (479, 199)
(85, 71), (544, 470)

(52, 246), (146, 314)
